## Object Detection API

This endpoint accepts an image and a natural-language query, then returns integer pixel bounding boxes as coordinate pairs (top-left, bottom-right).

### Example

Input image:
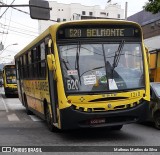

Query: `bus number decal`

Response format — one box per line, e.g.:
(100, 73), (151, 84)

(131, 91), (140, 97)
(67, 79), (78, 90)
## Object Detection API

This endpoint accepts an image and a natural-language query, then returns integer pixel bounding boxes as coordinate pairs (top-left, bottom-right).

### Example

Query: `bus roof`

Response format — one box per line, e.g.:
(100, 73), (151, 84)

(3, 65), (15, 70)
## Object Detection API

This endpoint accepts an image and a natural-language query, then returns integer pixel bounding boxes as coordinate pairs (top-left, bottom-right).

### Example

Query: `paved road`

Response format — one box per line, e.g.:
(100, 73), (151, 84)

(0, 87), (160, 154)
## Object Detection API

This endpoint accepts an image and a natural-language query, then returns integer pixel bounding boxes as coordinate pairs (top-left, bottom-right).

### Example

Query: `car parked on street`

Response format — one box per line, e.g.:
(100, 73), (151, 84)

(149, 82), (160, 129)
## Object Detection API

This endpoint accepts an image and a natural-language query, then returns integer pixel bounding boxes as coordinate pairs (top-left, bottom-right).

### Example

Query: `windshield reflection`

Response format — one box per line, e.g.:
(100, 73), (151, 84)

(59, 42), (145, 93)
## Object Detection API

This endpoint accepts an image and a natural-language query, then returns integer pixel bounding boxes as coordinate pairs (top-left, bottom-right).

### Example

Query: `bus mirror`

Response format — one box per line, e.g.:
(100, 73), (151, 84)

(48, 39), (52, 48)
(47, 54), (56, 71)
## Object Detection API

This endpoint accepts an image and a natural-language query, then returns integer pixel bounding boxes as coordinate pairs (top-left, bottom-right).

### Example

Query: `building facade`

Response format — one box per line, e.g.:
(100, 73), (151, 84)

(38, 1), (124, 33)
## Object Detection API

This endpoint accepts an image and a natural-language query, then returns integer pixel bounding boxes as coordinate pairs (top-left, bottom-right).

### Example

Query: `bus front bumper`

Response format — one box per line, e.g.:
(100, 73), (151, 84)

(5, 87), (18, 94)
(59, 100), (149, 130)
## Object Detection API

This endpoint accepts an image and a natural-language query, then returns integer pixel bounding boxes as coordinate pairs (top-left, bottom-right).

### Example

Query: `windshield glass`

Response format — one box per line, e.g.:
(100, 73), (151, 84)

(5, 68), (17, 84)
(59, 42), (144, 93)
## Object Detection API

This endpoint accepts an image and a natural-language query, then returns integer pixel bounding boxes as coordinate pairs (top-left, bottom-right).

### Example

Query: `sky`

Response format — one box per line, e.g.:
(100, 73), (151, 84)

(0, 0), (148, 63)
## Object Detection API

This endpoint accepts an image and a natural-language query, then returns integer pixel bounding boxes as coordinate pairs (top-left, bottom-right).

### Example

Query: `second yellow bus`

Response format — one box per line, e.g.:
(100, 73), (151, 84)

(2, 65), (18, 97)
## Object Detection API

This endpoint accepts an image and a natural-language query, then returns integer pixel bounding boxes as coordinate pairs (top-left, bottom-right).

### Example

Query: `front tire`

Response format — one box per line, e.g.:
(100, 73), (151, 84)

(45, 104), (59, 132)
(24, 95), (33, 115)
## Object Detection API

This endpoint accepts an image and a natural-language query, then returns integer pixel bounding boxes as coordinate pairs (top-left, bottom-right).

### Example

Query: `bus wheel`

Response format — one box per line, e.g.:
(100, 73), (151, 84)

(24, 95), (33, 115)
(111, 125), (123, 130)
(154, 113), (160, 130)
(45, 105), (59, 132)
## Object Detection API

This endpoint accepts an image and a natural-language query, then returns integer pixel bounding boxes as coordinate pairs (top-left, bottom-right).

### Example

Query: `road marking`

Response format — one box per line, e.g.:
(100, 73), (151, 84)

(0, 94), (9, 112)
(29, 115), (43, 121)
(7, 113), (20, 121)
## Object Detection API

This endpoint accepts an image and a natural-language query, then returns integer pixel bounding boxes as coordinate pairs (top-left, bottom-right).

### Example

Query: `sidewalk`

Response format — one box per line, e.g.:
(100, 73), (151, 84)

(0, 87), (8, 112)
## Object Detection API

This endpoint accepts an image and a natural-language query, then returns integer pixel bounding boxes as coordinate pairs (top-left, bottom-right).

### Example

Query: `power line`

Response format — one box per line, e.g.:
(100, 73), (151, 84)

(11, 6), (29, 15)
(6, 28), (38, 37)
(0, 0), (15, 18)
(0, 22), (38, 34)
(1, 28), (38, 37)
(0, 23), (38, 37)
(1, 16), (38, 30)
(0, 1), (30, 15)
(0, 0), (15, 43)
(3, 6), (13, 45)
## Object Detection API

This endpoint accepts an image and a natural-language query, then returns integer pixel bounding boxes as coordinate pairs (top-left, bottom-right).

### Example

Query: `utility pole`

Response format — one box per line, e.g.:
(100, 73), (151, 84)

(125, 2), (128, 20)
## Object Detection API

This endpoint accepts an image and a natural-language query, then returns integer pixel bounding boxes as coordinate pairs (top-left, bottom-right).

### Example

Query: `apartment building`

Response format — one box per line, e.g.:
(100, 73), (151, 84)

(38, 1), (124, 33)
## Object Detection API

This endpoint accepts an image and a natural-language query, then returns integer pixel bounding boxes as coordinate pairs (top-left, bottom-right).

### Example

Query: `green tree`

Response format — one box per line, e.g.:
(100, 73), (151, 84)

(143, 0), (160, 14)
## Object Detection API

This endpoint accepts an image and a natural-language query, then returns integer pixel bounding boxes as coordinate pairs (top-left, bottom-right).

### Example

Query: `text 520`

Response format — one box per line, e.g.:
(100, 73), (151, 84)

(69, 29), (81, 37)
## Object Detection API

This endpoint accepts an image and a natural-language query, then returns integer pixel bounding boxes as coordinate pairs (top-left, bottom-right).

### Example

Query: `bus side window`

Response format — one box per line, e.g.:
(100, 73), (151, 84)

(16, 60), (20, 80)
(28, 51), (32, 78)
(32, 47), (38, 78)
(40, 42), (46, 78)
(24, 53), (28, 78)
(20, 56), (24, 79)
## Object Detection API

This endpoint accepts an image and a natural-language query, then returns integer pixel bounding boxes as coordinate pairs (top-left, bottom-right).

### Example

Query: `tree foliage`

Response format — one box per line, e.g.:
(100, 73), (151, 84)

(143, 0), (160, 14)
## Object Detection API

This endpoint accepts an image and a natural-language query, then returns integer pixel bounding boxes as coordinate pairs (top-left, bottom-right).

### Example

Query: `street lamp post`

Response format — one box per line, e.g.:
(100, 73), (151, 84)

(0, 43), (18, 55)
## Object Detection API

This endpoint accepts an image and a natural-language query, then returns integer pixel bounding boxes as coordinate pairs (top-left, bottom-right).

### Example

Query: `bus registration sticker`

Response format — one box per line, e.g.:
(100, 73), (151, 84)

(67, 70), (78, 76)
(83, 75), (96, 85)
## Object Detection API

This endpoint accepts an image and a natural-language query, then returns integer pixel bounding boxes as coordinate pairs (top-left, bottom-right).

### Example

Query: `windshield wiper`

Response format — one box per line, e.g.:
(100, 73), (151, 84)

(108, 40), (125, 79)
(112, 40), (125, 69)
(75, 44), (81, 84)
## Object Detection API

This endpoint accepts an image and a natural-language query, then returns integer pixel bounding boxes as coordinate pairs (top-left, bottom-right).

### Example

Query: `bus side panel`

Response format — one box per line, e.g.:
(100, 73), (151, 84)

(150, 51), (160, 82)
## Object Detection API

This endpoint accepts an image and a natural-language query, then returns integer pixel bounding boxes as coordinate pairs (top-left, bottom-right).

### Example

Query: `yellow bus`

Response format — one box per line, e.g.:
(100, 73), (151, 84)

(149, 49), (160, 82)
(0, 70), (3, 87)
(2, 65), (18, 97)
(15, 20), (150, 131)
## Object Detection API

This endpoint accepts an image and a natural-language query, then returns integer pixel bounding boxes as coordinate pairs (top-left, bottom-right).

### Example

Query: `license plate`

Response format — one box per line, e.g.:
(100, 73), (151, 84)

(90, 118), (105, 125)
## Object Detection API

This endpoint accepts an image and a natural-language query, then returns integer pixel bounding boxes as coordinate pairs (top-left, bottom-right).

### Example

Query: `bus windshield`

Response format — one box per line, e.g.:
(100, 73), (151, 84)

(59, 42), (145, 93)
(5, 68), (17, 84)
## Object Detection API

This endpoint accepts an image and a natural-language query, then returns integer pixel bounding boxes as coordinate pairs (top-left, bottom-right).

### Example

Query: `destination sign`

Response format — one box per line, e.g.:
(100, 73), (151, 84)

(68, 28), (127, 37)
(61, 27), (140, 39)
